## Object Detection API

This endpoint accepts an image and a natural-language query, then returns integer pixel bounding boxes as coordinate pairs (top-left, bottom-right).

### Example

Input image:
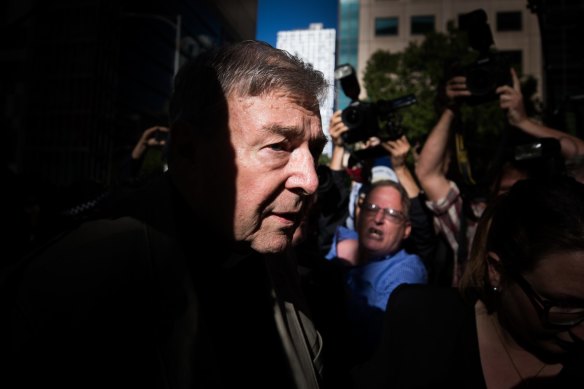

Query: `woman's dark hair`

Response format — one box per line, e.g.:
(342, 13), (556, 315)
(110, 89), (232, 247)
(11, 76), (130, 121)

(460, 175), (584, 311)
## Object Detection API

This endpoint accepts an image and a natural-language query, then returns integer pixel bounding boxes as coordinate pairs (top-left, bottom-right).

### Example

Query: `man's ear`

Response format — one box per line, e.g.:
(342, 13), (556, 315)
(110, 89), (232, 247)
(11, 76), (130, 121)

(487, 252), (502, 289)
(402, 222), (412, 240)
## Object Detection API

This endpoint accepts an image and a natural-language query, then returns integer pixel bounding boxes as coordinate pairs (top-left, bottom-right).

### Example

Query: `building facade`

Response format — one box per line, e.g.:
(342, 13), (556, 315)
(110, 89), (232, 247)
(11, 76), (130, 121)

(277, 23), (337, 155)
(347, 0), (541, 100)
(337, 0), (360, 111)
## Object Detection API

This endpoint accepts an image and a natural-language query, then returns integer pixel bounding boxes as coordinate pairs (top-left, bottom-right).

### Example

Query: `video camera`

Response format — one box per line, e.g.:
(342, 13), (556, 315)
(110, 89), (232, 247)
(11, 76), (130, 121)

(458, 9), (512, 105)
(334, 63), (416, 144)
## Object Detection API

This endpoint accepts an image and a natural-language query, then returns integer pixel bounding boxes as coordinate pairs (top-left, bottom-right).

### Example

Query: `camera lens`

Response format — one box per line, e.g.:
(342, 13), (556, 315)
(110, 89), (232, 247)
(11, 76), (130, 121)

(342, 105), (364, 129)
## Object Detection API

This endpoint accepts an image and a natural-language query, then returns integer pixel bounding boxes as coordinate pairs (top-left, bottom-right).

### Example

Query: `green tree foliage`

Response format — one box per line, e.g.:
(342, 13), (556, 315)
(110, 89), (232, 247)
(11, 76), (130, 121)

(362, 22), (541, 182)
(318, 153), (331, 166)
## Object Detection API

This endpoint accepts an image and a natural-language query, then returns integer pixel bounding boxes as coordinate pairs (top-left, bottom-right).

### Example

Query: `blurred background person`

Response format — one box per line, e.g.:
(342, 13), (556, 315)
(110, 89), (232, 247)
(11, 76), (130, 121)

(120, 125), (170, 183)
(325, 180), (427, 367)
(415, 67), (576, 287)
(353, 175), (584, 388)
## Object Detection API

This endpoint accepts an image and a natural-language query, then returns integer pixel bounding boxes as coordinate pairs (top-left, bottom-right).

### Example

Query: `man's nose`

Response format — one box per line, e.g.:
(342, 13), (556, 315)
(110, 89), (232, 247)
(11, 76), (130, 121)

(287, 148), (319, 195)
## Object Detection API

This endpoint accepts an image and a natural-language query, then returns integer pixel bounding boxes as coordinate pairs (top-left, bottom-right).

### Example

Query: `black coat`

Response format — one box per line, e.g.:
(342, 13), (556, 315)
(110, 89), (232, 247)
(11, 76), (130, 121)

(352, 284), (583, 388)
(5, 174), (322, 389)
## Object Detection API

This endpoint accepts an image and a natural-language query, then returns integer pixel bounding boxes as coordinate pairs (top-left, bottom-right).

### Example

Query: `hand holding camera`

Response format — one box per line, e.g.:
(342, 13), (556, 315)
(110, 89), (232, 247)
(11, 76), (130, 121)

(131, 126), (170, 160)
(329, 110), (350, 147)
(457, 9), (513, 105)
(381, 135), (411, 169)
(446, 76), (472, 102)
(435, 74), (472, 113)
(334, 63), (417, 145)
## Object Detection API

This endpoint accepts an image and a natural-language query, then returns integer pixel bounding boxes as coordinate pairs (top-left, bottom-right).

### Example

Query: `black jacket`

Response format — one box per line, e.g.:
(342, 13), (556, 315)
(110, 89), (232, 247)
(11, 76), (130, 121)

(5, 174), (322, 389)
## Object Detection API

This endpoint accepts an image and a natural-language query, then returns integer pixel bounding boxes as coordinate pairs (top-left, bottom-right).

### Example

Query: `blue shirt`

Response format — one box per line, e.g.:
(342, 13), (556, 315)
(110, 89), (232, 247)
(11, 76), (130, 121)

(326, 226), (427, 310)
(326, 226), (428, 360)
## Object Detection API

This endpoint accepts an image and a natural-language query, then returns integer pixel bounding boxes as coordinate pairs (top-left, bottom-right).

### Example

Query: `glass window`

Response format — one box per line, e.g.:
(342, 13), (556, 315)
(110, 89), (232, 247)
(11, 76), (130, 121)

(411, 15), (435, 35)
(375, 17), (398, 36)
(497, 11), (522, 31)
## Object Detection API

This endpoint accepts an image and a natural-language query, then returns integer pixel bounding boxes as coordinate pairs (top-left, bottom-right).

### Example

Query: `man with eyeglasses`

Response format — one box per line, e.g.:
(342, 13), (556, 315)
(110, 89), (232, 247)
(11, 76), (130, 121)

(325, 179), (427, 366)
(352, 175), (584, 388)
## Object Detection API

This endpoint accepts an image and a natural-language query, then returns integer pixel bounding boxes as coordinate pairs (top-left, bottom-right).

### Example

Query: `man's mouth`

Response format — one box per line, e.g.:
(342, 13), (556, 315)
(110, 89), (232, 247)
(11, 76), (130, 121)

(366, 227), (383, 240)
(271, 212), (300, 226)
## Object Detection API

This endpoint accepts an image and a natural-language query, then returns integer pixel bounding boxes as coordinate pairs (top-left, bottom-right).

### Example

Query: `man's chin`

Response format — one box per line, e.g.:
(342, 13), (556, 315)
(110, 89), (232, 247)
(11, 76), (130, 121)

(251, 232), (292, 254)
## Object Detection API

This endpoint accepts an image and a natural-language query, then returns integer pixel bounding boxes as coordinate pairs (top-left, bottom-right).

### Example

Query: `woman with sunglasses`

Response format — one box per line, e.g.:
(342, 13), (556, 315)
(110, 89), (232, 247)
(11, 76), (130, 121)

(353, 175), (584, 388)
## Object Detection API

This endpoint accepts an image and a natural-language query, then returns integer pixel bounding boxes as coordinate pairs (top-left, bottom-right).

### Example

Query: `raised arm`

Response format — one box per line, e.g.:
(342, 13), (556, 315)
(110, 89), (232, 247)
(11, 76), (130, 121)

(328, 110), (348, 171)
(381, 135), (420, 198)
(415, 76), (470, 202)
(415, 108), (456, 201)
(497, 68), (584, 160)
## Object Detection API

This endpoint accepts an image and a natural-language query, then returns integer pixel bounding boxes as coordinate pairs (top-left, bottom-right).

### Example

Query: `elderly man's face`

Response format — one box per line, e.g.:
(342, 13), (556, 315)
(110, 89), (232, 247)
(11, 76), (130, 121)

(226, 91), (326, 253)
(357, 185), (411, 260)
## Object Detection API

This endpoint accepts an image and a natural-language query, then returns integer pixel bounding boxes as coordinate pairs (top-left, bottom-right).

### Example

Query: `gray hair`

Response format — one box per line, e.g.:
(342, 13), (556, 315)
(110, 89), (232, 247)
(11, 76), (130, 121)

(364, 180), (412, 218)
(169, 40), (328, 129)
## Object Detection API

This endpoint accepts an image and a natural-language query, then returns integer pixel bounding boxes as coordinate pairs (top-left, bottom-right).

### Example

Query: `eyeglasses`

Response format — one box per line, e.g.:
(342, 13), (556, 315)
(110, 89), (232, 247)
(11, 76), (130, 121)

(514, 273), (584, 327)
(360, 202), (407, 224)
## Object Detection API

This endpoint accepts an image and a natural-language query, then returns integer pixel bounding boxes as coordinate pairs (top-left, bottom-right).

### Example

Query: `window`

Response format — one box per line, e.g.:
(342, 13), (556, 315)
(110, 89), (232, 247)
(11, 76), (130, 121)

(496, 11), (522, 31)
(411, 15), (435, 35)
(375, 17), (398, 36)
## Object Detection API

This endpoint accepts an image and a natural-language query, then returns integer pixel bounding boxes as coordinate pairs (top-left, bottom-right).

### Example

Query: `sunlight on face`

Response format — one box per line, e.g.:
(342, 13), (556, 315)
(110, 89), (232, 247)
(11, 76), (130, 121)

(227, 91), (326, 253)
(357, 186), (410, 260)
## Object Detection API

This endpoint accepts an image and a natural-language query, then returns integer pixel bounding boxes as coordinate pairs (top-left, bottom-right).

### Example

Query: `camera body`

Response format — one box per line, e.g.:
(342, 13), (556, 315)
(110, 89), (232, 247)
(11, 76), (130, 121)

(463, 53), (512, 104)
(340, 101), (378, 143)
(459, 9), (512, 105)
(340, 95), (417, 144)
(335, 63), (416, 144)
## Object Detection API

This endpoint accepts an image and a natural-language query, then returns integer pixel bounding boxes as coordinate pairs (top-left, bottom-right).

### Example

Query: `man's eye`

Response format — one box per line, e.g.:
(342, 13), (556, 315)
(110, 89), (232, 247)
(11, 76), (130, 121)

(269, 142), (292, 152)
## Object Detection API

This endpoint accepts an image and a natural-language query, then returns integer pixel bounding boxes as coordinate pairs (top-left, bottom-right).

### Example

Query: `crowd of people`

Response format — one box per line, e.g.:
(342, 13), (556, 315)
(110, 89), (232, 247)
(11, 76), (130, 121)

(2, 40), (583, 389)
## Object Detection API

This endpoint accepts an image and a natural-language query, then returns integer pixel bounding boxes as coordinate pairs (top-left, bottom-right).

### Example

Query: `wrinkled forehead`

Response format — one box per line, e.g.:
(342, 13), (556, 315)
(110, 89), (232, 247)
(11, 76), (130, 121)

(227, 81), (322, 116)
(368, 185), (401, 200)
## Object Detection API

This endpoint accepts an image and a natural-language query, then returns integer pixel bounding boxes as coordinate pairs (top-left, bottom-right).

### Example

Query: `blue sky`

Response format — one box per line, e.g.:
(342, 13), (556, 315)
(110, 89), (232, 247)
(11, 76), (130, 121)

(256, 0), (338, 47)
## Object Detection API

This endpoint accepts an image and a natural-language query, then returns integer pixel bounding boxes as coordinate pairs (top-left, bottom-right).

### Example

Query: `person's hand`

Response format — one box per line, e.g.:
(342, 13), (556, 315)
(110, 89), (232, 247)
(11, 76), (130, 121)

(329, 110), (349, 147)
(435, 75), (471, 113)
(381, 135), (411, 168)
(496, 68), (526, 127)
(445, 76), (471, 102)
(131, 126), (170, 160)
(362, 136), (381, 148)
